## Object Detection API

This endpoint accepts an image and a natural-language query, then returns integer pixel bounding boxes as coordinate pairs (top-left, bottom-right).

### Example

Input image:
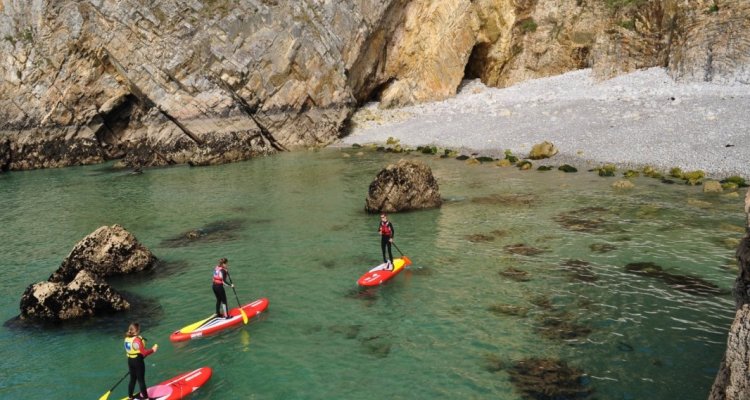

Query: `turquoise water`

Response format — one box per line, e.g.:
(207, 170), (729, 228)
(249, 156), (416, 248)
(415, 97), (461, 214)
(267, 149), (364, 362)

(0, 149), (744, 399)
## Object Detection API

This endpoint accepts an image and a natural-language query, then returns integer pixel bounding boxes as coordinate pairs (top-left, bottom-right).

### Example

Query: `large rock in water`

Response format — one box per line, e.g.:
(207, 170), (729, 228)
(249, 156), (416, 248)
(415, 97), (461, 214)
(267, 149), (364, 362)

(365, 159), (442, 213)
(18, 225), (156, 321)
(49, 224), (157, 283)
(20, 270), (130, 320)
(710, 189), (750, 398)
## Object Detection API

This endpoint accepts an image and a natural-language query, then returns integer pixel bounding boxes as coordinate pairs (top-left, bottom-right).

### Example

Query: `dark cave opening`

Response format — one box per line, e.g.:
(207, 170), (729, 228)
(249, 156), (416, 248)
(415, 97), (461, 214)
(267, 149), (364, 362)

(463, 43), (491, 81)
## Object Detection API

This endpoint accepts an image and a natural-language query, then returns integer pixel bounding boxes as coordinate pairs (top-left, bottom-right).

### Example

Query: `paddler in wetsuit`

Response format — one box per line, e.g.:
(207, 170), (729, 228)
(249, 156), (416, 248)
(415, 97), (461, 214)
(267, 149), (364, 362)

(124, 322), (158, 400)
(212, 257), (234, 318)
(379, 213), (395, 270)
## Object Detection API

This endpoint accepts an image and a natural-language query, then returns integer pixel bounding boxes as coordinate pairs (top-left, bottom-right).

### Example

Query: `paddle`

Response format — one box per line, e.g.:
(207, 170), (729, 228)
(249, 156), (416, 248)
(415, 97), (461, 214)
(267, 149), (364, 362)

(391, 241), (405, 257)
(98, 371), (129, 400)
(227, 271), (249, 324)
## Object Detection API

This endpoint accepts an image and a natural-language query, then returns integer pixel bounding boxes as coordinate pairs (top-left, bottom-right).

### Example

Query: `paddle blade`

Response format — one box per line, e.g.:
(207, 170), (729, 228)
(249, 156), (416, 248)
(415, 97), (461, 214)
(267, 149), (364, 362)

(98, 390), (111, 400)
(179, 315), (214, 333)
(240, 309), (249, 324)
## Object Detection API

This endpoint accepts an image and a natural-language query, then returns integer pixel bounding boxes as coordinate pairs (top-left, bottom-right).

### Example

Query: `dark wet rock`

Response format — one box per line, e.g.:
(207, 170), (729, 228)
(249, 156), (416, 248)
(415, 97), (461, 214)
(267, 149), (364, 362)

(558, 164), (578, 173)
(472, 193), (535, 206)
(50, 224), (156, 283)
(537, 165), (553, 171)
(506, 358), (593, 400)
(365, 159), (442, 213)
(504, 243), (545, 256)
(467, 233), (495, 242)
(160, 218), (246, 247)
(554, 207), (610, 233)
(500, 267), (531, 282)
(560, 260), (599, 282)
(625, 262), (724, 296)
(590, 243), (617, 253)
(20, 270), (129, 321)
(487, 303), (529, 317)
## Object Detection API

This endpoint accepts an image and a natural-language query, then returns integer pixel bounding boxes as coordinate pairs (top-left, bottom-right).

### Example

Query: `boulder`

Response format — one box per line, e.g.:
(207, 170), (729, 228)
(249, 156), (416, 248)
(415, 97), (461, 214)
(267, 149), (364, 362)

(528, 141), (558, 160)
(365, 159), (442, 213)
(18, 225), (155, 321)
(19, 270), (129, 321)
(49, 224), (157, 283)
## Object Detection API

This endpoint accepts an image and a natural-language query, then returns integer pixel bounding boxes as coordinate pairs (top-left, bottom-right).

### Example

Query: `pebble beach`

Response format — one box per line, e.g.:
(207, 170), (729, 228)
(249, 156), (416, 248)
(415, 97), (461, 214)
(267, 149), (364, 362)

(339, 67), (750, 179)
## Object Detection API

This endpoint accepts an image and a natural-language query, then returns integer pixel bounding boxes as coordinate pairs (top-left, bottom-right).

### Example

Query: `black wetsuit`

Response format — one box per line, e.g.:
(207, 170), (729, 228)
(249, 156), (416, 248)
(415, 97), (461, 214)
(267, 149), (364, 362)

(212, 266), (232, 317)
(379, 221), (394, 264)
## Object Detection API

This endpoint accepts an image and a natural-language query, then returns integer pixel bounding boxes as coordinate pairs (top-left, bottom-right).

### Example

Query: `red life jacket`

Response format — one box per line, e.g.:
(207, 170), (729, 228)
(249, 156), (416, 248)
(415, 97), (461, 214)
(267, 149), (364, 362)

(379, 221), (392, 237)
(212, 265), (226, 285)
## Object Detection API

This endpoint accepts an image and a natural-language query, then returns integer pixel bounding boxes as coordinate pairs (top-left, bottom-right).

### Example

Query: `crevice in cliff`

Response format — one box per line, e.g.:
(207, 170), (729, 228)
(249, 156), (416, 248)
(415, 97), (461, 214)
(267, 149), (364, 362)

(96, 94), (139, 154)
(464, 43), (491, 82)
(366, 77), (396, 103)
(206, 73), (288, 152)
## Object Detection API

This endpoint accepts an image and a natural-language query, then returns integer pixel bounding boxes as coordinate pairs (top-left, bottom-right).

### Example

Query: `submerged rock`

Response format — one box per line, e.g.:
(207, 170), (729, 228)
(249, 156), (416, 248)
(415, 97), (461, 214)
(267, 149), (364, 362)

(160, 219), (246, 247)
(504, 243), (545, 256)
(625, 262), (724, 296)
(506, 357), (593, 400)
(365, 159), (442, 213)
(487, 303), (529, 317)
(500, 267), (532, 282)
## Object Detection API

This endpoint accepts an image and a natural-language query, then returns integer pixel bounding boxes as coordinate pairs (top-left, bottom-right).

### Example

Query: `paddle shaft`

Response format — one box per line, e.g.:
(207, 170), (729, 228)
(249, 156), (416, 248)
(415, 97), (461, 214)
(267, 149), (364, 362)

(99, 371), (129, 400)
(226, 271), (249, 324)
(391, 241), (405, 257)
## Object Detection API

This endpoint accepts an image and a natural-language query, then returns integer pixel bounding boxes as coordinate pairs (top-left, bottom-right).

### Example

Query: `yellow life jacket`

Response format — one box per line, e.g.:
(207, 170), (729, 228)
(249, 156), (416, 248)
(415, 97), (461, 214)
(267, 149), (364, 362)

(124, 335), (146, 358)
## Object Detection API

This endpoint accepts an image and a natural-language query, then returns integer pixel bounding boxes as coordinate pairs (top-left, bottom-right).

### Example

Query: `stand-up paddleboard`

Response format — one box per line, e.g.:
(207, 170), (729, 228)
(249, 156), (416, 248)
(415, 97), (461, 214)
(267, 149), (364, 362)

(119, 366), (212, 400)
(169, 298), (269, 342)
(357, 256), (412, 287)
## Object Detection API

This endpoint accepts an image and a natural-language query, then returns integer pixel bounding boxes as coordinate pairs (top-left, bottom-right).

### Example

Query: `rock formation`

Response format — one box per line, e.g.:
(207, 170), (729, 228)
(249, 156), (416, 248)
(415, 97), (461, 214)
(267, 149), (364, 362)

(1, 1), (748, 171)
(365, 159), (441, 213)
(18, 224), (156, 321)
(709, 189), (750, 399)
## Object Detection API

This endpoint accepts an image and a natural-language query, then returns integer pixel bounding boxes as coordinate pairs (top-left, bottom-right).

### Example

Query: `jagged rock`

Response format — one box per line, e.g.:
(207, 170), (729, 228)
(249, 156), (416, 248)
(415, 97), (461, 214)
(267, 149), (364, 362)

(19, 269), (129, 321)
(17, 225), (155, 321)
(49, 224), (157, 283)
(365, 159), (442, 213)
(709, 190), (750, 398)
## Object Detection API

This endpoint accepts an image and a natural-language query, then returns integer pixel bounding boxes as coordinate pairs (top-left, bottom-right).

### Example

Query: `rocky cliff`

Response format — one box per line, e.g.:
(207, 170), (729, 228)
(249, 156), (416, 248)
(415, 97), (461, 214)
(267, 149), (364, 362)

(1, 0), (748, 171)
(710, 189), (750, 399)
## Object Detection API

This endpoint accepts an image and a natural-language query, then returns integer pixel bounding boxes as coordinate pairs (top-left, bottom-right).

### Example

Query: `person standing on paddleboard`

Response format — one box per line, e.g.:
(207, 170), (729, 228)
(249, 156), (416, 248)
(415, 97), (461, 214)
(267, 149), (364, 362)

(212, 257), (234, 319)
(124, 322), (158, 400)
(379, 213), (395, 270)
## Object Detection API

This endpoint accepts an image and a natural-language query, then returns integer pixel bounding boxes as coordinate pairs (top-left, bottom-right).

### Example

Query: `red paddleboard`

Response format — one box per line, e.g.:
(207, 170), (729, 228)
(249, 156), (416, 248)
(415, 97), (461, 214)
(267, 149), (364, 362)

(119, 366), (212, 400)
(357, 256), (412, 287)
(169, 298), (269, 342)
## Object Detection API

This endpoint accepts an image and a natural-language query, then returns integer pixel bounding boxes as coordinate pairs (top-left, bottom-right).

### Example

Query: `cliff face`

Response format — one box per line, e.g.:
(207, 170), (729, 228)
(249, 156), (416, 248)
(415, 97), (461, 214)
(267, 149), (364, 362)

(710, 190), (750, 400)
(0, 0), (749, 171)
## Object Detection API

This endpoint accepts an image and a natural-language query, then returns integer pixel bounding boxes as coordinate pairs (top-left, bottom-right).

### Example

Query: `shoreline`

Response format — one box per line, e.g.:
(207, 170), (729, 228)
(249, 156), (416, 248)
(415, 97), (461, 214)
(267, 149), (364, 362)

(336, 68), (750, 179)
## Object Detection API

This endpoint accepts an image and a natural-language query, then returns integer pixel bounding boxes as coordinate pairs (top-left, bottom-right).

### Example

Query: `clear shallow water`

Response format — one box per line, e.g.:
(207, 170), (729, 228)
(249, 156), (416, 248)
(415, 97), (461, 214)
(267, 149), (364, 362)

(0, 149), (744, 399)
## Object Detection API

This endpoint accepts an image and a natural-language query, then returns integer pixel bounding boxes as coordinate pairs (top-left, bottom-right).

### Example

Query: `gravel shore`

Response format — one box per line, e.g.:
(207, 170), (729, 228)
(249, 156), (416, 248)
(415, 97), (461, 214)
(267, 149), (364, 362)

(337, 68), (750, 179)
